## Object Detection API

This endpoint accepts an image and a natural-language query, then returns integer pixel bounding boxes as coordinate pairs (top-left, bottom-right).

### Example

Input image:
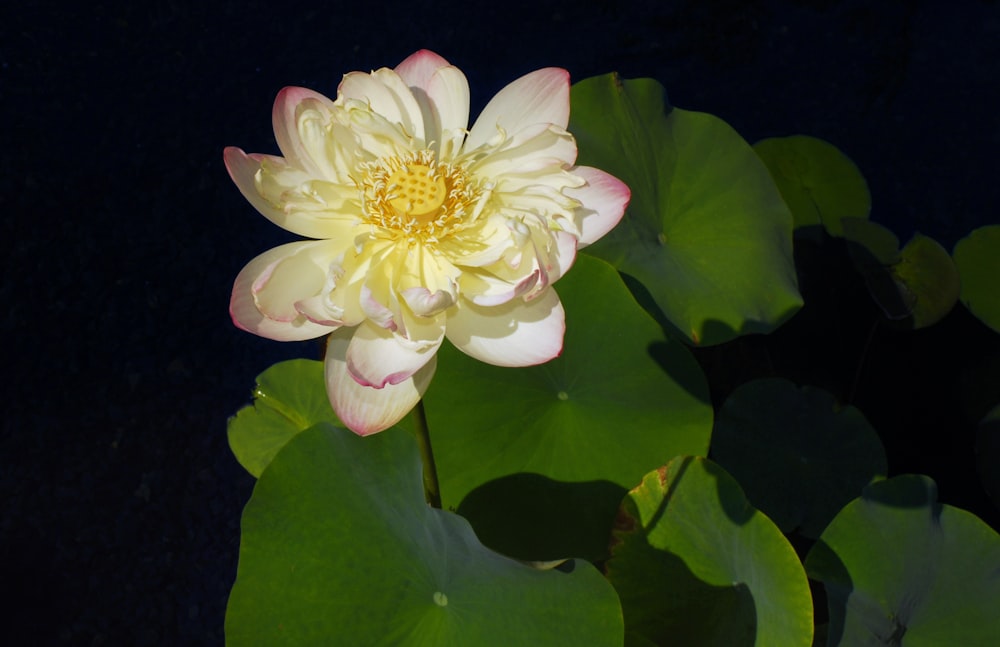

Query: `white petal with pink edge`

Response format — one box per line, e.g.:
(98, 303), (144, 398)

(393, 50), (470, 155)
(466, 68), (570, 152)
(394, 50), (451, 91)
(325, 326), (436, 436)
(271, 87), (337, 176)
(445, 288), (565, 367)
(346, 318), (445, 388)
(230, 241), (338, 341)
(565, 166), (631, 247)
(223, 148), (299, 229)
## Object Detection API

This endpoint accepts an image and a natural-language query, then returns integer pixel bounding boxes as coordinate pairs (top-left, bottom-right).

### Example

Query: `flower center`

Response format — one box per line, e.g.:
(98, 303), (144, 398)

(386, 164), (447, 219)
(358, 150), (484, 244)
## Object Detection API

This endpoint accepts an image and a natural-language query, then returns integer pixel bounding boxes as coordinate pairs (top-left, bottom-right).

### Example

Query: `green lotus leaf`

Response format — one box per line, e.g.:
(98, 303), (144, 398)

(711, 378), (887, 538)
(890, 233), (961, 329)
(805, 475), (1000, 646)
(226, 424), (624, 646)
(753, 135), (871, 236)
(424, 254), (713, 562)
(841, 217), (901, 266)
(841, 224), (960, 328)
(954, 224), (1000, 333)
(841, 219), (912, 321)
(570, 73), (802, 346)
(606, 456), (813, 647)
(227, 359), (340, 477)
(976, 403), (1000, 510)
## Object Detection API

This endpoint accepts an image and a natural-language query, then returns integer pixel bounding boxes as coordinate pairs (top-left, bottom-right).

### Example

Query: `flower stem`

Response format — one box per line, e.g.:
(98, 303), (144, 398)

(412, 399), (441, 508)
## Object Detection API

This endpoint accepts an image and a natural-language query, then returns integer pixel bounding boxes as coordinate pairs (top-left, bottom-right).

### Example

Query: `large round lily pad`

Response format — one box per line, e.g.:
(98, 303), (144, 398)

(424, 254), (713, 562)
(569, 73), (802, 346)
(954, 224), (1000, 333)
(805, 475), (1000, 646)
(711, 378), (887, 538)
(226, 424), (624, 646)
(605, 456), (814, 646)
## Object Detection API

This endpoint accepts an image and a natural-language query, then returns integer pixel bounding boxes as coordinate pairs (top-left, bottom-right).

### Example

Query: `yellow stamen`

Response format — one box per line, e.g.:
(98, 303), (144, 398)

(357, 150), (483, 246)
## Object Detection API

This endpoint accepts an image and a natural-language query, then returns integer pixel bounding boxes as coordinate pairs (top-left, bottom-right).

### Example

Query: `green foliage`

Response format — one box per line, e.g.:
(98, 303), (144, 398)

(806, 475), (1000, 646)
(423, 255), (713, 562)
(842, 221), (961, 328)
(228, 359), (339, 477)
(954, 224), (1000, 333)
(606, 456), (813, 646)
(225, 72), (1000, 646)
(569, 73), (802, 346)
(226, 424), (624, 646)
(753, 135), (871, 237)
(711, 378), (887, 538)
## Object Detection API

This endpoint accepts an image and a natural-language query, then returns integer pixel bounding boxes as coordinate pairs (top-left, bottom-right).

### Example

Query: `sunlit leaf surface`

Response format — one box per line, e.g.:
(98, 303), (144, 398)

(606, 456), (813, 647)
(570, 73), (801, 346)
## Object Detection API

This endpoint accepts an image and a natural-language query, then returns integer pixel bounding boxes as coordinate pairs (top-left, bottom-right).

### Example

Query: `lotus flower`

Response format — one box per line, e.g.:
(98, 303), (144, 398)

(227, 50), (629, 435)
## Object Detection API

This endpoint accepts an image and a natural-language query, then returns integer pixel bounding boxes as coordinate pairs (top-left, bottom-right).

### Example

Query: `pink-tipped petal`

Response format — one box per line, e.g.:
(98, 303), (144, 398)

(271, 87), (336, 176)
(565, 166), (631, 247)
(230, 242), (337, 341)
(446, 288), (565, 367)
(401, 286), (455, 317)
(426, 66), (471, 150)
(394, 51), (470, 154)
(394, 50), (452, 89)
(468, 270), (539, 307)
(466, 68), (570, 152)
(346, 319), (444, 388)
(224, 147), (287, 223)
(326, 327), (436, 436)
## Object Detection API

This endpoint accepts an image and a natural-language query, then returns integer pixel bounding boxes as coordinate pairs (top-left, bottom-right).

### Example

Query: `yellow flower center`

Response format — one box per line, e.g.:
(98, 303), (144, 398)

(386, 164), (446, 218)
(358, 150), (484, 244)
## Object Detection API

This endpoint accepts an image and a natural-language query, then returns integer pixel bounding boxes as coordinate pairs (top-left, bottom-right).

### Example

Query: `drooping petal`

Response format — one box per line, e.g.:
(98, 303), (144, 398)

(326, 326), (436, 436)
(230, 241), (338, 341)
(401, 287), (455, 317)
(564, 166), (631, 247)
(446, 288), (565, 367)
(461, 269), (539, 307)
(346, 317), (444, 388)
(465, 67), (570, 152)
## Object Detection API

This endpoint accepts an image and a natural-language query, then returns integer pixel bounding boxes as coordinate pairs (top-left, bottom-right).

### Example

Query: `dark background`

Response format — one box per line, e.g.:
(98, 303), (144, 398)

(2, 0), (998, 644)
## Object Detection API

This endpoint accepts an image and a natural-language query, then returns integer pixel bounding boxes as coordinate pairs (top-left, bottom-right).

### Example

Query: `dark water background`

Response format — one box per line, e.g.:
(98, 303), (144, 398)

(2, 0), (998, 644)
